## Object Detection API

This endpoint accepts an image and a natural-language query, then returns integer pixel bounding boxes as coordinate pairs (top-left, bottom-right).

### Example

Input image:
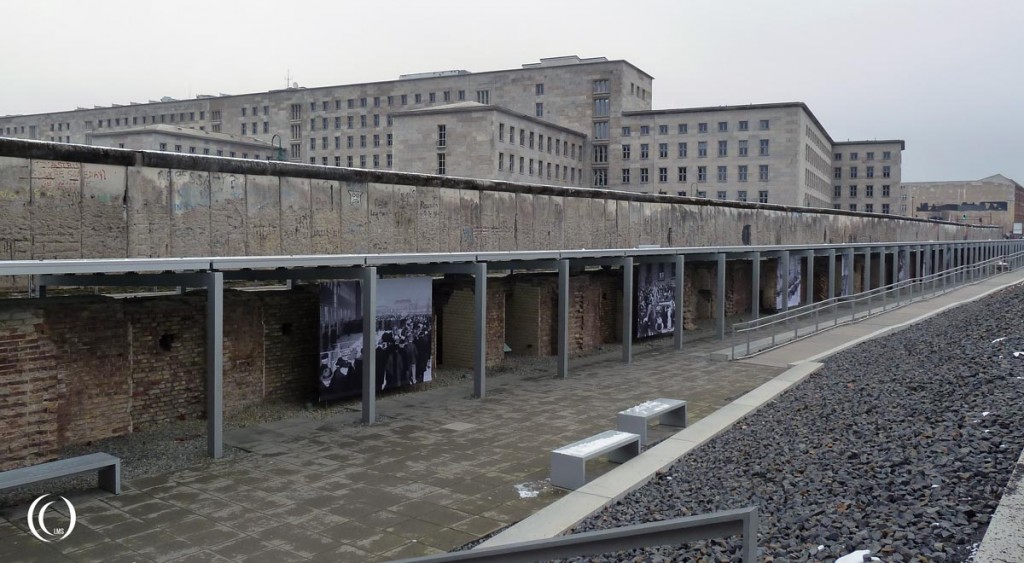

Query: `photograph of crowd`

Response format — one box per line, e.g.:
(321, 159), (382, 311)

(840, 254), (851, 297)
(318, 277), (433, 402)
(636, 262), (677, 339)
(775, 257), (802, 309)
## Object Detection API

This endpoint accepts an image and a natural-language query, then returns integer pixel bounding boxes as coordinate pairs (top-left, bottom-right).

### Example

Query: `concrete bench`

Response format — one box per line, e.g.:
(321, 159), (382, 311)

(0, 453), (121, 495)
(551, 430), (641, 490)
(617, 398), (687, 446)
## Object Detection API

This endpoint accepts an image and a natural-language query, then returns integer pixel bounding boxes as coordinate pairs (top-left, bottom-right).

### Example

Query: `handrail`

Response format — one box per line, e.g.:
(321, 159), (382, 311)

(388, 506), (758, 563)
(729, 249), (1024, 359)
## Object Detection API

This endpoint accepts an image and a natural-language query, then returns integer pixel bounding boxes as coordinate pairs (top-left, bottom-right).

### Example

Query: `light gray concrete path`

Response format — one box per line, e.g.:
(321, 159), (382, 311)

(975, 448), (1024, 562)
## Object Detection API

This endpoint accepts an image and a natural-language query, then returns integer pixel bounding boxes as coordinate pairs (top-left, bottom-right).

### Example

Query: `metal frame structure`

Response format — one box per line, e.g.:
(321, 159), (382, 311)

(4, 239), (1022, 459)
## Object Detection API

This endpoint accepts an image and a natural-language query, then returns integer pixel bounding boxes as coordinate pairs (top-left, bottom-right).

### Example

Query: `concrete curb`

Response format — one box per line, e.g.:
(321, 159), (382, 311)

(974, 448), (1024, 562)
(478, 361), (823, 549)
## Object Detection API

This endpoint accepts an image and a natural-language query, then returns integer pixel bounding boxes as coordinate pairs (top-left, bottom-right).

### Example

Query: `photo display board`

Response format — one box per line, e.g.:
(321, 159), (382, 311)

(636, 262), (677, 339)
(775, 257), (802, 309)
(318, 278), (433, 401)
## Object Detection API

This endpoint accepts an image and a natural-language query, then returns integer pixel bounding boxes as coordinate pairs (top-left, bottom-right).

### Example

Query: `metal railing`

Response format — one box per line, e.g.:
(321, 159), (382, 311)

(389, 506), (758, 562)
(729, 250), (1024, 359)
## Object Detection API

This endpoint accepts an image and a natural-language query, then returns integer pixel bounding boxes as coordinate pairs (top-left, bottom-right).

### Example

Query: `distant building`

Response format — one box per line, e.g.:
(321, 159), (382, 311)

(88, 124), (275, 159)
(901, 174), (1024, 235)
(0, 55), (902, 209)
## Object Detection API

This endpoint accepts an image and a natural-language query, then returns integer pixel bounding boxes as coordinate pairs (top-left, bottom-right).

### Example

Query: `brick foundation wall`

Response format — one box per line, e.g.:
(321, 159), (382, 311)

(438, 282), (505, 369)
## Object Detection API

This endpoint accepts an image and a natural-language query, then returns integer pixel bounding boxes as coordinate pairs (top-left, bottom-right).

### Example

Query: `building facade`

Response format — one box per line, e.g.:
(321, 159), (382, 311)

(0, 55), (902, 209)
(901, 174), (1024, 235)
(831, 140), (906, 215)
(88, 124), (274, 159)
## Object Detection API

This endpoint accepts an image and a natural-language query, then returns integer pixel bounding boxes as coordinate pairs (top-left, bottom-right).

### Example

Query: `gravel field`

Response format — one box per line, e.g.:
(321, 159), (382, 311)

(569, 284), (1024, 562)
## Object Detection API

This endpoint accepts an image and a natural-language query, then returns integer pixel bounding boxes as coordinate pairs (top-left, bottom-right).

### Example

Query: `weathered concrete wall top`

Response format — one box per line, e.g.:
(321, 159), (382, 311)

(0, 138), (999, 264)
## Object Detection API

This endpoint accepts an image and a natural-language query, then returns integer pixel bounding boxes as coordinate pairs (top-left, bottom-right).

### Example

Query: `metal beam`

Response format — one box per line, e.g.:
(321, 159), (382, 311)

(827, 248), (836, 302)
(361, 267), (377, 424)
(205, 271), (224, 459)
(622, 257), (633, 363)
(674, 255), (685, 351)
(750, 252), (761, 322)
(473, 262), (487, 398)
(716, 253), (726, 339)
(779, 250), (790, 314)
(805, 251), (815, 305)
(39, 272), (209, 287)
(557, 259), (569, 379)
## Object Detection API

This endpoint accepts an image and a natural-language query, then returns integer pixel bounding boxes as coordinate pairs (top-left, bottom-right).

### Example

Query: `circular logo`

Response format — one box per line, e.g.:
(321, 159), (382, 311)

(27, 494), (76, 542)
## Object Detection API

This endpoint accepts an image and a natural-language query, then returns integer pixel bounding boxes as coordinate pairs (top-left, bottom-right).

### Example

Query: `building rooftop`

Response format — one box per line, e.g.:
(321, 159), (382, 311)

(392, 102), (586, 137)
(89, 124), (272, 148)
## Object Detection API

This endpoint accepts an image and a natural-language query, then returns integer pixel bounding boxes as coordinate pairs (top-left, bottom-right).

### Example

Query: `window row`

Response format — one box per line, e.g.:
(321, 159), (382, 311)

(300, 114), (393, 133)
(834, 150), (893, 161)
(834, 202), (892, 214)
(293, 89), (490, 118)
(833, 165), (893, 179)
(78, 111), (209, 130)
(498, 152), (582, 185)
(497, 123), (581, 160)
(832, 185), (893, 198)
(617, 140), (770, 161)
(306, 133), (394, 151)
(621, 119), (770, 137)
(617, 165), (771, 184)
(306, 153), (392, 169)
(156, 143), (266, 160)
(672, 189), (770, 204)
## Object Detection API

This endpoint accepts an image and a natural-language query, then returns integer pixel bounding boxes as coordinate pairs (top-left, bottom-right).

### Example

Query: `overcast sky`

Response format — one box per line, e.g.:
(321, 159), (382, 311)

(2, 0), (1021, 182)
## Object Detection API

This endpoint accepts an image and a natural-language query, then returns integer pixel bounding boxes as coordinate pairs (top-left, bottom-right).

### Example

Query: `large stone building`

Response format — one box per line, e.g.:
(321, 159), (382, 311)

(0, 55), (902, 208)
(901, 174), (1024, 235)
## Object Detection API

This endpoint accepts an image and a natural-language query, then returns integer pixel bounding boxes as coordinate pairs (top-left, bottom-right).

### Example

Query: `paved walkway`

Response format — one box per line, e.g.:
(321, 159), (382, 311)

(1, 269), (1020, 563)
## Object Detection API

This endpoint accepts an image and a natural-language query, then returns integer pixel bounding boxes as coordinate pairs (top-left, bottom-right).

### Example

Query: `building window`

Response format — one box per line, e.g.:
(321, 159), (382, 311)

(738, 165), (748, 182)
(536, 103), (544, 117)
(697, 190), (707, 198)
(593, 79), (610, 94)
(882, 203), (890, 214)
(850, 152), (859, 160)
(866, 152), (875, 161)
(519, 129), (526, 146)
(310, 138), (316, 150)
(737, 190), (748, 202)
(639, 168), (649, 184)
(593, 145), (608, 163)
(499, 123), (505, 142)
(321, 136), (329, 149)
(677, 167), (687, 182)
(849, 185), (858, 197)
(640, 143), (649, 159)
(360, 135), (367, 148)
(678, 142), (687, 158)
(428, 92), (435, 103)
(866, 166), (874, 178)
(882, 185), (891, 197)
(758, 190), (769, 203)
(622, 126), (631, 137)
(622, 168), (630, 184)
(698, 122), (708, 133)
(360, 115), (367, 128)
(718, 140), (727, 157)
(718, 121), (728, 132)
(594, 121), (609, 140)
(436, 153), (446, 175)
(678, 123), (688, 134)
(159, 142), (167, 151)
(865, 203), (874, 213)
(738, 140), (748, 157)
(833, 185), (842, 198)
(759, 139), (770, 156)
(476, 90), (490, 104)
(834, 203), (842, 210)
(347, 156), (354, 166)
(241, 123), (247, 135)
(697, 166), (707, 182)
(386, 133), (393, 146)
(834, 167), (842, 179)
(717, 166), (727, 182)
(360, 155), (366, 167)
(759, 119), (770, 130)
(529, 159), (534, 176)
(242, 107), (247, 117)
(739, 120), (748, 131)
(658, 143), (668, 158)
(640, 125), (650, 136)
(658, 124), (668, 135)
(593, 168), (608, 186)
(697, 141), (707, 157)
(594, 98), (610, 116)
(865, 185), (874, 198)
(437, 124), (446, 147)
(536, 83), (544, 95)
(759, 165), (769, 181)
(883, 166), (891, 178)
(529, 132), (535, 149)
(658, 167), (668, 182)
(717, 190), (727, 200)
(849, 204), (857, 211)
(622, 144), (631, 160)
(882, 151), (892, 160)
(174, 144), (182, 152)
(849, 166), (858, 179)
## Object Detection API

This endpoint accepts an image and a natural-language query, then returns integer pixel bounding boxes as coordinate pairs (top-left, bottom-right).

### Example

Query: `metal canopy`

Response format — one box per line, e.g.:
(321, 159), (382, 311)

(8, 238), (1018, 462)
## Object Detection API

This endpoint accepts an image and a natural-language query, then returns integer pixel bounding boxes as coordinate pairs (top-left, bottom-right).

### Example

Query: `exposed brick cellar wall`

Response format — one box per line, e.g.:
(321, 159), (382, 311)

(259, 289), (319, 404)
(438, 281), (505, 369)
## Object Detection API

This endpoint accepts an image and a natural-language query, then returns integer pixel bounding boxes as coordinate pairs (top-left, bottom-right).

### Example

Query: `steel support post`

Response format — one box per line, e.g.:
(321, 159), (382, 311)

(622, 257), (633, 363)
(827, 248), (836, 302)
(205, 271), (224, 459)
(716, 254), (727, 339)
(806, 252), (815, 306)
(864, 248), (872, 310)
(780, 251), (790, 314)
(750, 252), (761, 322)
(557, 259), (569, 379)
(361, 267), (377, 424)
(674, 255), (685, 351)
(916, 245), (924, 292)
(880, 247), (888, 308)
(473, 262), (487, 398)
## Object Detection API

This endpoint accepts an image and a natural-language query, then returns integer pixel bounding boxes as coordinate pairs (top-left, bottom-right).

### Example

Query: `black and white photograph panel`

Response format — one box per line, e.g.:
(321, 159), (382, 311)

(636, 262), (677, 339)
(775, 257), (802, 309)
